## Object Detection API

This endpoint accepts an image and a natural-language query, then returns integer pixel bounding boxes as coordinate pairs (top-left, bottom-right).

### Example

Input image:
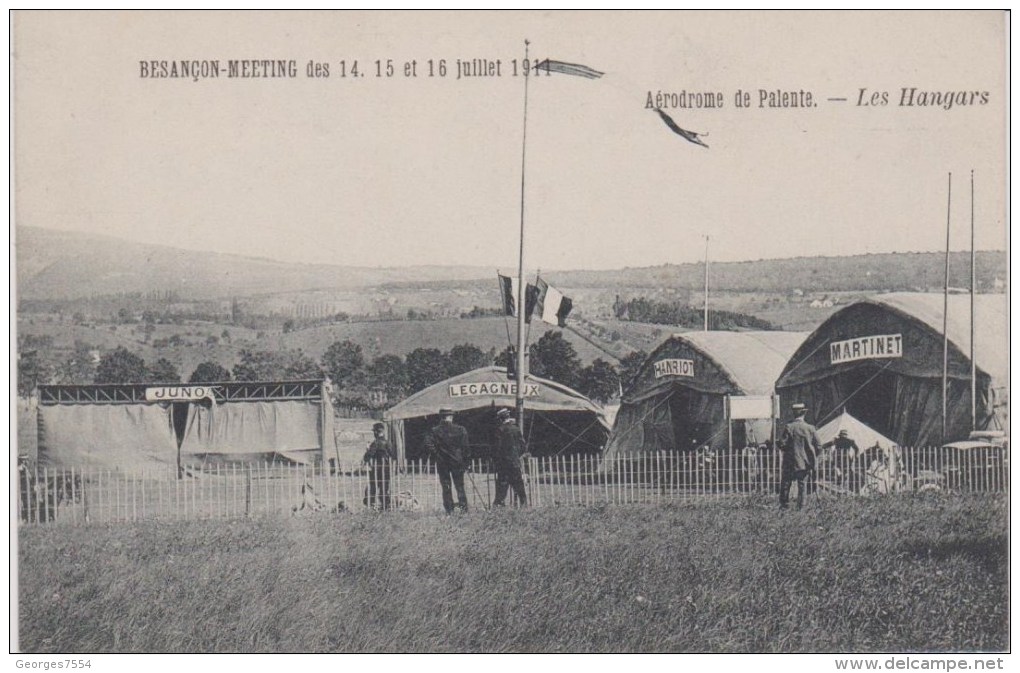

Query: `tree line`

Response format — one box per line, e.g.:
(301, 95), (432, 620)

(18, 335), (650, 407)
(614, 296), (775, 330)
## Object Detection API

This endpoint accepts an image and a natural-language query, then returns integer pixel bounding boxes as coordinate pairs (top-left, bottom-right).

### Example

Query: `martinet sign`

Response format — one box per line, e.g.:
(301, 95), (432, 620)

(448, 382), (541, 398)
(829, 334), (903, 365)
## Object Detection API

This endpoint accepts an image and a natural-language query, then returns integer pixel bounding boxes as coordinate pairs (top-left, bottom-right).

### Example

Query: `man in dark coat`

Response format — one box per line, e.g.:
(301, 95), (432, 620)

(492, 408), (528, 507)
(828, 429), (861, 490)
(363, 422), (395, 510)
(779, 403), (821, 509)
(424, 407), (469, 513)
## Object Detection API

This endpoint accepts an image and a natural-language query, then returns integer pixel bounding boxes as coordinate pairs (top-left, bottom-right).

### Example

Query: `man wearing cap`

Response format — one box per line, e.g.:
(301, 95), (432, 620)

(492, 408), (528, 507)
(363, 422), (396, 510)
(778, 403), (821, 509)
(830, 429), (861, 490)
(424, 407), (470, 513)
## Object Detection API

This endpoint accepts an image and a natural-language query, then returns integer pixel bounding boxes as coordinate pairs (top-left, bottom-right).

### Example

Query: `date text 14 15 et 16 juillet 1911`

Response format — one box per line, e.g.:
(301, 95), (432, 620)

(138, 58), (553, 81)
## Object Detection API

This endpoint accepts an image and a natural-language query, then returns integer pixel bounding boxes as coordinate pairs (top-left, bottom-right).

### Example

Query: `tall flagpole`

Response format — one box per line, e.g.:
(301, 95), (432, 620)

(942, 172), (952, 445)
(970, 170), (976, 432)
(515, 39), (531, 429)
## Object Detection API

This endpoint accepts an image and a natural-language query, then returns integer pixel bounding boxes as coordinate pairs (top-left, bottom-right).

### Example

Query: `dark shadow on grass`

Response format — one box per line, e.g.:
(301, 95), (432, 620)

(897, 537), (1007, 575)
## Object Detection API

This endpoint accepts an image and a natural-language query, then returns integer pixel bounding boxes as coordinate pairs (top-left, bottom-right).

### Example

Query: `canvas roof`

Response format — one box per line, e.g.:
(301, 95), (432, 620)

(817, 410), (897, 451)
(778, 293), (1008, 390)
(635, 331), (808, 398)
(870, 293), (1007, 384)
(384, 366), (609, 425)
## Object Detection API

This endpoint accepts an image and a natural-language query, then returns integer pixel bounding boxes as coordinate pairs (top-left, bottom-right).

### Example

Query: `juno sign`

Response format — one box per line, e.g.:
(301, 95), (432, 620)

(145, 386), (217, 402)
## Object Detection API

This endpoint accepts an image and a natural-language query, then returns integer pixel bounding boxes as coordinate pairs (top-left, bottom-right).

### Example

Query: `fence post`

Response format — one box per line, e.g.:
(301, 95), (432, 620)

(219, 464), (225, 517)
(587, 454), (593, 507)
(81, 469), (90, 524)
(30, 467), (38, 524)
(193, 464), (199, 520)
(41, 466), (50, 523)
(616, 454), (624, 501)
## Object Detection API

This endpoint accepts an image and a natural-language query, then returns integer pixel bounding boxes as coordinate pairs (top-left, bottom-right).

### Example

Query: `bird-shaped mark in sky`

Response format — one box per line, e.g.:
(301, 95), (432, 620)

(654, 107), (709, 148)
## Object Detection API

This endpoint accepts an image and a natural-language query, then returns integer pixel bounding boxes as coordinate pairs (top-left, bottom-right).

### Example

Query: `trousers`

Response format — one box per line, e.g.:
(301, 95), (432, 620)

(493, 462), (527, 506)
(437, 464), (468, 513)
(366, 465), (391, 509)
(779, 468), (811, 509)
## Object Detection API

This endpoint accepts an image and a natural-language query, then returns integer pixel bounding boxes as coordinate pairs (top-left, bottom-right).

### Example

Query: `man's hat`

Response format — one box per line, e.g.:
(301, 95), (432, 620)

(373, 422), (385, 432)
(496, 408), (512, 420)
(439, 407), (454, 415)
(792, 403), (807, 412)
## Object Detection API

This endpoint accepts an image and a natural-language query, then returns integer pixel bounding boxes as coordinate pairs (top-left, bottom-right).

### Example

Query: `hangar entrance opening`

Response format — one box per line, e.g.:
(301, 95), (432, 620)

(171, 402), (190, 447)
(826, 365), (898, 437)
(668, 389), (721, 451)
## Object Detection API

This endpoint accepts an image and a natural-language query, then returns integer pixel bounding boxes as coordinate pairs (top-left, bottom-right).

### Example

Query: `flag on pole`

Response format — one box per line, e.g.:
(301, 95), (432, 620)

(531, 278), (574, 327)
(523, 283), (540, 323)
(536, 59), (603, 79)
(654, 108), (709, 148)
(498, 274), (518, 316)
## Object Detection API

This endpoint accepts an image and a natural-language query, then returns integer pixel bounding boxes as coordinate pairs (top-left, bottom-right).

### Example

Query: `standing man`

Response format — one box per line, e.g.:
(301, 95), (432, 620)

(424, 407), (469, 513)
(779, 403), (821, 510)
(363, 422), (395, 510)
(829, 429), (861, 490)
(492, 408), (528, 507)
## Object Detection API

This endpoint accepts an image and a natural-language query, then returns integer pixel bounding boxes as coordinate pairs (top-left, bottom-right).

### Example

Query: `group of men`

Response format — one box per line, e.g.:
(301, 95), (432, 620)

(361, 406), (528, 513)
(364, 400), (829, 513)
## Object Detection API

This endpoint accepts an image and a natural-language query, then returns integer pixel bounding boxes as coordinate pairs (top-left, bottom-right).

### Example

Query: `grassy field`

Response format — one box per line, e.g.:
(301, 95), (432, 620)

(18, 494), (1007, 653)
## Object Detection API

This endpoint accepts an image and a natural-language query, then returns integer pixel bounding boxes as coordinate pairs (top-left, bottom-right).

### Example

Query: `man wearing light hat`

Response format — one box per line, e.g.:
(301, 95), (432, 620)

(492, 408), (528, 507)
(424, 407), (470, 513)
(778, 403), (821, 509)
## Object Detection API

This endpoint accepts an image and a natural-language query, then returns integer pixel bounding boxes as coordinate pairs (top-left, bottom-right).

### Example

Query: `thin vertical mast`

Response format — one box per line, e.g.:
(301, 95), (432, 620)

(942, 172), (952, 444)
(703, 235), (709, 331)
(970, 170), (976, 432)
(515, 40), (531, 429)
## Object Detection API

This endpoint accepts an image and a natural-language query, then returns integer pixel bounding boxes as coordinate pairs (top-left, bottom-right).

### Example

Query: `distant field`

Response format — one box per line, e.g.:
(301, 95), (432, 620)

(17, 315), (261, 379)
(16, 298), (839, 380)
(278, 316), (630, 363)
(18, 495), (1007, 653)
(17, 314), (650, 382)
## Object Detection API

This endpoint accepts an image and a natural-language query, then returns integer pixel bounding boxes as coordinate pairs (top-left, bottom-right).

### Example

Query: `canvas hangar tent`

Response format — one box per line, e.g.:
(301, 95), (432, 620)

(816, 410), (898, 456)
(775, 293), (1008, 447)
(604, 331), (808, 458)
(36, 380), (335, 469)
(383, 366), (610, 462)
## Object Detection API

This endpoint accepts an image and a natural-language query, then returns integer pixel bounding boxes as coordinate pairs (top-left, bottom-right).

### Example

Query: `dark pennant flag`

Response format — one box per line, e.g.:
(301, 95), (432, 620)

(536, 59), (604, 79)
(498, 274), (516, 316)
(654, 108), (709, 148)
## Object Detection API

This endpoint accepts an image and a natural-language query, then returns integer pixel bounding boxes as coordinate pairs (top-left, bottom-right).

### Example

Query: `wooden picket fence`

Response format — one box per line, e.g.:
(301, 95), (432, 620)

(16, 445), (1009, 525)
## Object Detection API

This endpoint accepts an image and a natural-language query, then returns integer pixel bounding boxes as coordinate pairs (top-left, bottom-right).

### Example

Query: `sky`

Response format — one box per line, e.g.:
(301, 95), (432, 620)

(13, 11), (1008, 271)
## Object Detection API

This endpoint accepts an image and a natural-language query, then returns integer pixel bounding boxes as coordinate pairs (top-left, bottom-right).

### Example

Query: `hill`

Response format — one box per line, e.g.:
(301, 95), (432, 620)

(15, 226), (494, 301)
(278, 316), (633, 364)
(545, 251), (1007, 293)
(16, 226), (1007, 302)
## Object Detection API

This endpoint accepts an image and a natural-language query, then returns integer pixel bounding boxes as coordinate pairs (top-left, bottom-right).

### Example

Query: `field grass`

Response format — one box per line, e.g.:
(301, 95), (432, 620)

(278, 316), (616, 363)
(18, 494), (1007, 653)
